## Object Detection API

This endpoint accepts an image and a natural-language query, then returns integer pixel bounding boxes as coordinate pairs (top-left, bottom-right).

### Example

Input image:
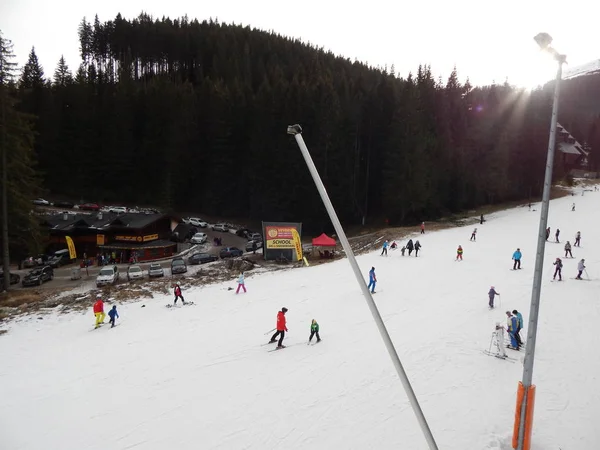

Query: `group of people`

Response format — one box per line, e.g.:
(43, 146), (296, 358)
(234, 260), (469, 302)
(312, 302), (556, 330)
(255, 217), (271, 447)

(92, 294), (119, 329)
(267, 307), (321, 349)
(382, 239), (422, 257)
(492, 310), (524, 356)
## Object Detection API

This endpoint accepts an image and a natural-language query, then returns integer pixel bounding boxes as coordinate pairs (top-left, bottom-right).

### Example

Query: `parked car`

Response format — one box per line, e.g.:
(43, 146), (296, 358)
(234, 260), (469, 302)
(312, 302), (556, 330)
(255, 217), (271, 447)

(236, 228), (250, 238)
(96, 265), (119, 287)
(78, 203), (100, 211)
(171, 257), (188, 274)
(53, 201), (74, 208)
(0, 270), (20, 286)
(190, 232), (208, 244)
(127, 265), (144, 281)
(212, 223), (230, 232)
(32, 198), (50, 206)
(22, 265), (54, 287)
(245, 240), (263, 252)
(148, 262), (165, 278)
(109, 206), (127, 214)
(188, 253), (219, 265)
(247, 232), (262, 241)
(219, 246), (243, 258)
(187, 218), (207, 228)
(48, 249), (73, 268)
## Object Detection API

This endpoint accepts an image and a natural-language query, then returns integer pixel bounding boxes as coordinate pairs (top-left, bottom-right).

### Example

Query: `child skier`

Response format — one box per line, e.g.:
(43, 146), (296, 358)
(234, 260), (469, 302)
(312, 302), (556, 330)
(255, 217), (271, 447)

(420, 222), (425, 234)
(456, 245), (463, 261)
(93, 294), (105, 329)
(564, 241), (573, 258)
(269, 307), (288, 348)
(173, 284), (185, 305)
(553, 257), (563, 280)
(574, 231), (581, 247)
(308, 319), (321, 344)
(381, 240), (389, 256)
(493, 322), (507, 358)
(512, 248), (522, 270)
(506, 311), (520, 350)
(108, 305), (119, 328)
(236, 272), (246, 294)
(470, 228), (477, 241)
(488, 286), (500, 309)
(400, 246), (406, 256)
(390, 241), (397, 250)
(367, 267), (377, 293)
(414, 240), (422, 257)
(576, 259), (586, 280)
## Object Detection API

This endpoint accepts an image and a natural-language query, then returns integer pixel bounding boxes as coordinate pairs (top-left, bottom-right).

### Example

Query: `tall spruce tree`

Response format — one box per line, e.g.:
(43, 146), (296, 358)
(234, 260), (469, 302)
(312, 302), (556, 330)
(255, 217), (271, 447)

(53, 56), (73, 86)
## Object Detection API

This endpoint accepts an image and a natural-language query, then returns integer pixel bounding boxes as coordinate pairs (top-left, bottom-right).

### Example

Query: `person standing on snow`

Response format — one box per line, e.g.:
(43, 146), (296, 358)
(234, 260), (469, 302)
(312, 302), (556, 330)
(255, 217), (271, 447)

(506, 311), (520, 350)
(512, 248), (522, 270)
(480, 214), (485, 225)
(493, 322), (507, 358)
(456, 245), (463, 261)
(406, 239), (414, 256)
(512, 309), (524, 347)
(236, 272), (247, 294)
(420, 222), (425, 234)
(488, 286), (500, 309)
(269, 307), (288, 348)
(308, 319), (321, 344)
(108, 305), (119, 328)
(574, 231), (581, 247)
(400, 246), (406, 256)
(173, 284), (185, 305)
(553, 257), (563, 281)
(93, 294), (105, 329)
(564, 241), (573, 258)
(367, 267), (377, 293)
(545, 227), (550, 241)
(555, 228), (560, 243)
(470, 228), (477, 241)
(572, 203), (576, 211)
(576, 259), (586, 280)
(381, 240), (389, 256)
(414, 240), (422, 257)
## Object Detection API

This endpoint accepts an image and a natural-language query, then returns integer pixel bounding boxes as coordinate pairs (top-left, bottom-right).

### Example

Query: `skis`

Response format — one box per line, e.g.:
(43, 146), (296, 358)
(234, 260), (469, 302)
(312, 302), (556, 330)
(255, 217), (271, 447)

(260, 341), (277, 347)
(482, 350), (516, 362)
(267, 343), (302, 352)
(165, 301), (196, 308)
(308, 340), (322, 346)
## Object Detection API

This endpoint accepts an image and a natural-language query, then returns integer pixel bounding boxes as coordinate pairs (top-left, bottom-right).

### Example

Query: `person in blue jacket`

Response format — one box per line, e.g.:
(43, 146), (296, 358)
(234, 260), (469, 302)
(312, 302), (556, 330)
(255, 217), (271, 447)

(367, 267), (377, 293)
(512, 309), (524, 347)
(512, 248), (522, 270)
(108, 305), (119, 328)
(381, 240), (389, 256)
(506, 311), (519, 349)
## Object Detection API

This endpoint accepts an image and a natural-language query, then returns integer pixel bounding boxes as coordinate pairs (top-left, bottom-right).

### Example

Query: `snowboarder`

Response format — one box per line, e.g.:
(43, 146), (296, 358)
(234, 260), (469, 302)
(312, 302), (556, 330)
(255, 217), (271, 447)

(406, 239), (414, 256)
(414, 240), (422, 257)
(420, 222), (425, 234)
(571, 203), (576, 211)
(456, 245), (463, 261)
(308, 319), (321, 343)
(367, 267), (377, 293)
(93, 294), (105, 329)
(480, 214), (485, 225)
(576, 259), (586, 280)
(564, 241), (572, 258)
(236, 272), (247, 294)
(555, 228), (560, 243)
(493, 322), (507, 358)
(108, 305), (119, 328)
(470, 228), (477, 241)
(506, 311), (519, 350)
(488, 286), (500, 309)
(545, 227), (550, 241)
(381, 240), (389, 256)
(173, 284), (185, 305)
(553, 257), (563, 281)
(512, 309), (524, 347)
(269, 307), (288, 348)
(400, 246), (406, 256)
(512, 248), (522, 270)
(574, 231), (581, 247)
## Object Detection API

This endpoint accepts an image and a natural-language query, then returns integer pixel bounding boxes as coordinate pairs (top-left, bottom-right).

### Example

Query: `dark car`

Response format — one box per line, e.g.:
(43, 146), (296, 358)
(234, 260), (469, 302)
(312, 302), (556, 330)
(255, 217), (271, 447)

(171, 257), (188, 274)
(22, 265), (54, 287)
(54, 201), (75, 208)
(0, 270), (21, 286)
(219, 247), (243, 258)
(78, 203), (100, 211)
(236, 228), (250, 238)
(188, 253), (219, 265)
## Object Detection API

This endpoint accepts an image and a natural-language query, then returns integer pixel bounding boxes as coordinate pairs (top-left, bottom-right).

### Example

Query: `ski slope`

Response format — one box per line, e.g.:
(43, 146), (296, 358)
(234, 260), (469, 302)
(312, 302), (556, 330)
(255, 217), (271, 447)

(1, 187), (599, 450)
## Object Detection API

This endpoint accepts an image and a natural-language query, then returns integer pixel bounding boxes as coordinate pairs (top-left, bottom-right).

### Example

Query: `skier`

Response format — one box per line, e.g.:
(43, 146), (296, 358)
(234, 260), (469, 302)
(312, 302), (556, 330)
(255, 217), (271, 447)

(564, 241), (572, 258)
(574, 231), (581, 247)
(414, 240), (422, 257)
(576, 259), (586, 280)
(236, 272), (247, 294)
(553, 257), (563, 281)
(381, 240), (389, 256)
(456, 245), (463, 261)
(390, 241), (397, 250)
(505, 311), (519, 350)
(420, 222), (425, 234)
(406, 239), (414, 256)
(493, 322), (507, 358)
(572, 203), (576, 211)
(488, 286), (500, 309)
(512, 309), (524, 347)
(269, 307), (288, 348)
(400, 246), (406, 256)
(108, 305), (119, 328)
(93, 294), (105, 329)
(308, 319), (321, 343)
(545, 227), (550, 241)
(555, 228), (560, 243)
(480, 214), (485, 225)
(367, 267), (377, 293)
(512, 248), (522, 270)
(173, 284), (185, 305)
(470, 228), (477, 241)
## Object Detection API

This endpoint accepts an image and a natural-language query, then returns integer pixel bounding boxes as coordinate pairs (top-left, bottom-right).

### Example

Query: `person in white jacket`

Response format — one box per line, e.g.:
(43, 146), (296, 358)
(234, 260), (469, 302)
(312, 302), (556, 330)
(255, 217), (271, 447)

(576, 259), (586, 280)
(236, 272), (247, 294)
(494, 323), (507, 357)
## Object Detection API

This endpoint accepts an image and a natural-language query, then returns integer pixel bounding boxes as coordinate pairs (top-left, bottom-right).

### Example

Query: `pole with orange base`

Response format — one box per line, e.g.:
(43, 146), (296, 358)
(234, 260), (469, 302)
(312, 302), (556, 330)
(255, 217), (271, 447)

(512, 382), (536, 450)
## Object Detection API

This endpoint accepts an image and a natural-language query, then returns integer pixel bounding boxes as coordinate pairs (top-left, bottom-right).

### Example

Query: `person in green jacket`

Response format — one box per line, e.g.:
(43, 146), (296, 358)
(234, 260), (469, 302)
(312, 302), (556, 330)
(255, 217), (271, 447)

(309, 319), (321, 343)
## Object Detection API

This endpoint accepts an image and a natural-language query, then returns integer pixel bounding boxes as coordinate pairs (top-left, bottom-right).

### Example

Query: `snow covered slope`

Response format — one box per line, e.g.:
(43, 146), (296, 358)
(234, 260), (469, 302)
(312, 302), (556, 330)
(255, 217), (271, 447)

(1, 187), (599, 450)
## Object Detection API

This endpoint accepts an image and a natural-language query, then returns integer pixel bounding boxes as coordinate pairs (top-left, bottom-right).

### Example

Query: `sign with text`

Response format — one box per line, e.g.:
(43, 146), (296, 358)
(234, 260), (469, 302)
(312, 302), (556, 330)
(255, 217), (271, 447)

(262, 222), (302, 261)
(116, 235), (143, 243)
(143, 234), (159, 242)
(96, 234), (105, 246)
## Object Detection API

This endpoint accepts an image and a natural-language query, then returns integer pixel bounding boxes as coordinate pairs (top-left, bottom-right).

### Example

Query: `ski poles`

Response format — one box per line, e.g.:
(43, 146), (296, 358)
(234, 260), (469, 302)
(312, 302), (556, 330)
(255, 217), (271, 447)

(497, 294), (501, 308)
(264, 328), (276, 335)
(585, 269), (590, 280)
(488, 333), (495, 354)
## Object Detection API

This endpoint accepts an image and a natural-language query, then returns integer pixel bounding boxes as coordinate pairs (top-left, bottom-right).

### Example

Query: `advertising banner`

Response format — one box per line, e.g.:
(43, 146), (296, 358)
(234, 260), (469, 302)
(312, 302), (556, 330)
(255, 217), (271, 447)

(96, 234), (105, 246)
(65, 236), (77, 259)
(262, 222), (302, 261)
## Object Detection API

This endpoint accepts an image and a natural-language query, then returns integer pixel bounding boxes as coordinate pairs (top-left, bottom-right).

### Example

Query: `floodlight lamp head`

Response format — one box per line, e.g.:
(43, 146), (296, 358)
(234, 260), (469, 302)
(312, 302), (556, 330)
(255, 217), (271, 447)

(534, 32), (553, 51)
(287, 124), (303, 135)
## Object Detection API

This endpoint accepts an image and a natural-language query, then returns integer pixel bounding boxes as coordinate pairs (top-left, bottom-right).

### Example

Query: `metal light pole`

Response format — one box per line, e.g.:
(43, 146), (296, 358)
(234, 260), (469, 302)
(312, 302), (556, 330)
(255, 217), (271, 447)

(287, 124), (439, 450)
(514, 33), (566, 450)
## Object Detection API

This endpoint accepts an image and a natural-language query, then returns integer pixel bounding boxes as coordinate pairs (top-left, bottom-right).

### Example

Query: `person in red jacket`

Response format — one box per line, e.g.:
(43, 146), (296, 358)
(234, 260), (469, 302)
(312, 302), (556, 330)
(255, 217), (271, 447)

(269, 307), (288, 348)
(173, 284), (185, 305)
(93, 294), (105, 329)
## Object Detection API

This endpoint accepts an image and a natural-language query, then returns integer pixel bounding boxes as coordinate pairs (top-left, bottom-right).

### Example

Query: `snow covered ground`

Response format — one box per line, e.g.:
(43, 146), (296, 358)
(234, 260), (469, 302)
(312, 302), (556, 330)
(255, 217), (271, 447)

(1, 188), (599, 450)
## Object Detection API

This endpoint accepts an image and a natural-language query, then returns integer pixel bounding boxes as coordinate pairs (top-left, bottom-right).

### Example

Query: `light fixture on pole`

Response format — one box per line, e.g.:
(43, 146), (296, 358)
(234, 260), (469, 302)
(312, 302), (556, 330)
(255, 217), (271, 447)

(287, 124), (439, 450)
(512, 33), (566, 450)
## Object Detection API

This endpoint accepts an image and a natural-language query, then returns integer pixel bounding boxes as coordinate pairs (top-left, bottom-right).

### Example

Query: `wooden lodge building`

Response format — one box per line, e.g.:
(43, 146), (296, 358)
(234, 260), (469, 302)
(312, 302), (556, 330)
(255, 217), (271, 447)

(41, 211), (178, 263)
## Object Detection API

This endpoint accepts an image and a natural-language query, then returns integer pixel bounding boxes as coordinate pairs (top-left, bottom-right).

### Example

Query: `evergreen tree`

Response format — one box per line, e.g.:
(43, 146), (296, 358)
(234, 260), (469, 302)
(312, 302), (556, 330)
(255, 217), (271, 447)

(53, 56), (73, 86)
(20, 47), (45, 89)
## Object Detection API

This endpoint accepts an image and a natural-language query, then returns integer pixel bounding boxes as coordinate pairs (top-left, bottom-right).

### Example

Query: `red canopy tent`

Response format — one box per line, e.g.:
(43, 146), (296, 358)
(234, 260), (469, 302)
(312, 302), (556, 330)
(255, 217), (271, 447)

(312, 233), (336, 247)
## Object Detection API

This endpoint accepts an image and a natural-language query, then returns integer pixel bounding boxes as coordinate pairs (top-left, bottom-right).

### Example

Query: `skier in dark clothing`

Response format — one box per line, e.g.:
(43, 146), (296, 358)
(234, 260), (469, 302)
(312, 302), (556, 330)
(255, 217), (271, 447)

(553, 257), (563, 281)
(488, 286), (500, 309)
(414, 240), (422, 257)
(564, 241), (573, 258)
(555, 228), (560, 243)
(269, 307), (288, 348)
(400, 246), (406, 256)
(480, 214), (485, 225)
(545, 227), (550, 241)
(574, 231), (581, 247)
(108, 305), (119, 328)
(406, 239), (414, 256)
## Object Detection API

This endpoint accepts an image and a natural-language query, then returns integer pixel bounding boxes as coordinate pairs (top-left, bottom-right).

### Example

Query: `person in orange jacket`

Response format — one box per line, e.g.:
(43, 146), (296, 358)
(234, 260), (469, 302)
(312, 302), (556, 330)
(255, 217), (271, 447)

(269, 307), (288, 348)
(93, 294), (105, 328)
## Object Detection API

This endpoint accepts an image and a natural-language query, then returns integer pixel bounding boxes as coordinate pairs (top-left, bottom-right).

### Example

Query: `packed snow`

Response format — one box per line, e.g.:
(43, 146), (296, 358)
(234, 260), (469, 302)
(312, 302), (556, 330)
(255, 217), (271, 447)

(1, 188), (599, 450)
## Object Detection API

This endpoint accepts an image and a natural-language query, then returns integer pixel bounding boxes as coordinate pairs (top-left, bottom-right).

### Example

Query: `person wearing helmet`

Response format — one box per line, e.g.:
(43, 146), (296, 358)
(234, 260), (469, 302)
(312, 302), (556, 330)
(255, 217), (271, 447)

(93, 294), (105, 329)
(367, 267), (377, 293)
(488, 286), (500, 309)
(456, 245), (463, 261)
(576, 259), (586, 280)
(512, 248), (522, 270)
(269, 307), (289, 348)
(553, 257), (563, 281)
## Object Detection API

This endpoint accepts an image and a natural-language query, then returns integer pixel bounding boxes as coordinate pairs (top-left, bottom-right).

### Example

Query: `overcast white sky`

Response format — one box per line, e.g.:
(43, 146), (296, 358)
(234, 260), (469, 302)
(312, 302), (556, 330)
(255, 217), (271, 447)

(1, 0), (597, 87)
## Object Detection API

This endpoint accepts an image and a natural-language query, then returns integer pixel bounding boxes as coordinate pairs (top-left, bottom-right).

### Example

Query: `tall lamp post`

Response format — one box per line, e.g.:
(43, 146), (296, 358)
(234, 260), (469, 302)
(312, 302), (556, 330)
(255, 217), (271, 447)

(513, 33), (566, 450)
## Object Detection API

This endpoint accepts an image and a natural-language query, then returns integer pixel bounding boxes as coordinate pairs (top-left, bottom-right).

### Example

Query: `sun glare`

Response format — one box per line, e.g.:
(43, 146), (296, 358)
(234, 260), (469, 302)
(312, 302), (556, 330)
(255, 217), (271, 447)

(516, 51), (559, 90)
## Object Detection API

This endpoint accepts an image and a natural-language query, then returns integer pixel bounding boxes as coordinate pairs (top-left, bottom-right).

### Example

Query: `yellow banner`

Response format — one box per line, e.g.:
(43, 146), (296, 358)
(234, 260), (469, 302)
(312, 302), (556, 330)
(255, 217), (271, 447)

(65, 236), (77, 259)
(291, 229), (303, 261)
(96, 234), (105, 246)
(143, 234), (159, 242)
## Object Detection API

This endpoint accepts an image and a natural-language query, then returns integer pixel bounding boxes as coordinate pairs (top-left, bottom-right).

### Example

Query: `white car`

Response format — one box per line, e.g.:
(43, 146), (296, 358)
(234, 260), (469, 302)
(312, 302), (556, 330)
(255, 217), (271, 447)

(188, 217), (208, 228)
(32, 198), (50, 206)
(127, 265), (144, 281)
(109, 206), (127, 214)
(96, 265), (119, 287)
(190, 232), (208, 244)
(212, 223), (229, 232)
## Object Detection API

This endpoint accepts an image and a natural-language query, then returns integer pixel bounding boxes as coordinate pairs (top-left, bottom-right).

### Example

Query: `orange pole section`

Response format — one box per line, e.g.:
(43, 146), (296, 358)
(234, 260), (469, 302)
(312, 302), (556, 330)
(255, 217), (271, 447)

(512, 382), (525, 449)
(523, 385), (536, 450)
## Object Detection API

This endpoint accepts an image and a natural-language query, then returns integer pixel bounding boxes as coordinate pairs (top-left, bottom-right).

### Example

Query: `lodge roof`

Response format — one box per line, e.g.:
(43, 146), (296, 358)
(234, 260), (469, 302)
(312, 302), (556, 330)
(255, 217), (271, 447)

(557, 123), (588, 157)
(40, 212), (170, 232)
